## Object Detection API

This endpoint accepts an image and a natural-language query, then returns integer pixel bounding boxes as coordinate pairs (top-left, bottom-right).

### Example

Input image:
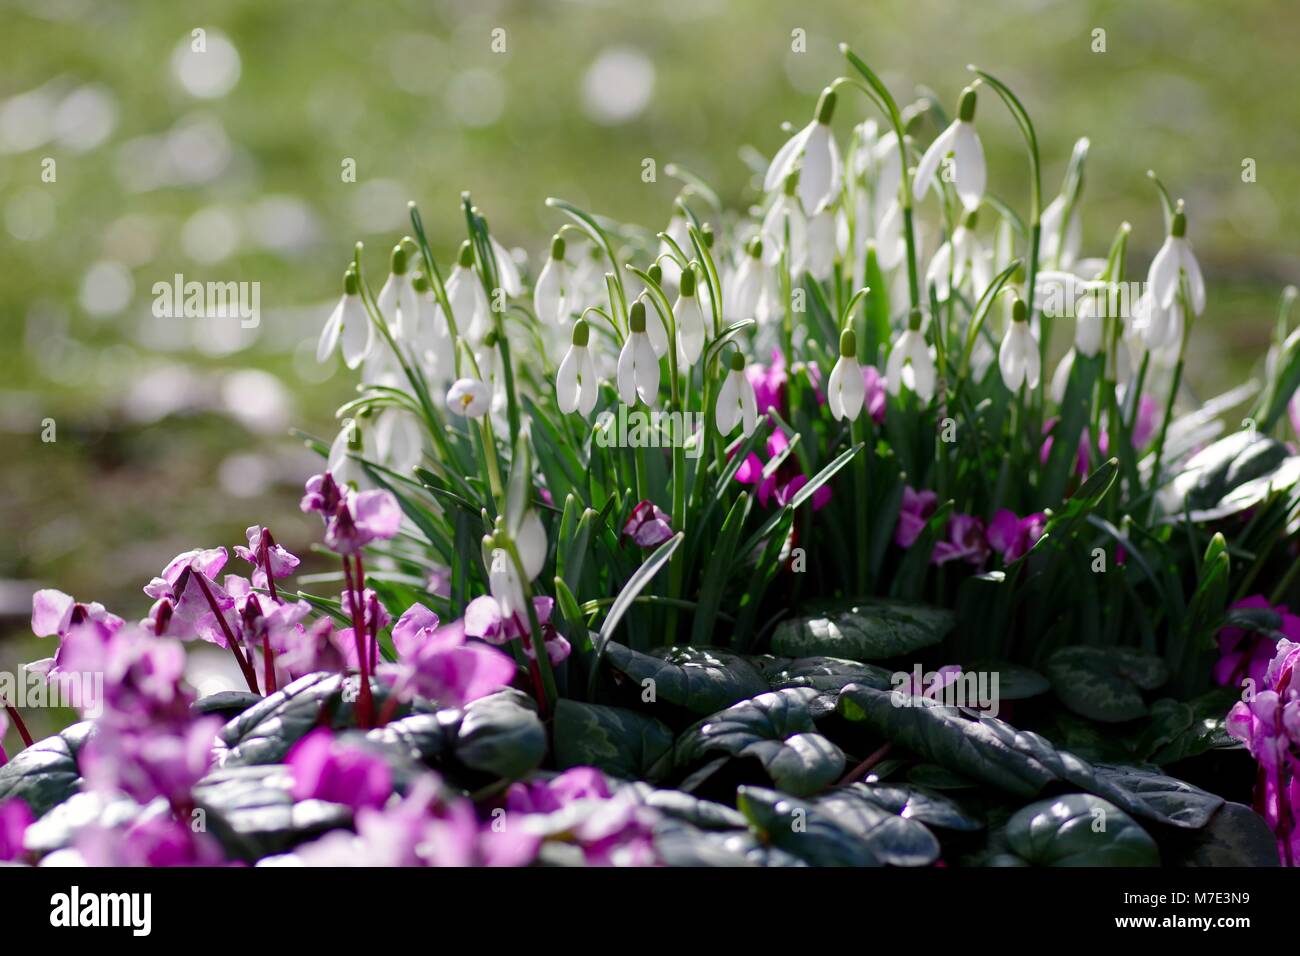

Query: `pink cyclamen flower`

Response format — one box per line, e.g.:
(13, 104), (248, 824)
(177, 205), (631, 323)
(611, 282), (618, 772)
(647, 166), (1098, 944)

(380, 602), (516, 708)
(506, 767), (612, 814)
(325, 488), (403, 555)
(28, 589), (124, 678)
(464, 594), (570, 664)
(734, 428), (832, 511)
(745, 349), (788, 416)
(863, 365), (887, 425)
(1215, 596), (1300, 690)
(287, 728), (393, 811)
(75, 817), (227, 867)
(233, 525), (300, 588)
(986, 509), (1048, 563)
(0, 798), (32, 861)
(623, 500), (674, 548)
(895, 486), (938, 548)
(931, 513), (989, 567)
(80, 718), (221, 808)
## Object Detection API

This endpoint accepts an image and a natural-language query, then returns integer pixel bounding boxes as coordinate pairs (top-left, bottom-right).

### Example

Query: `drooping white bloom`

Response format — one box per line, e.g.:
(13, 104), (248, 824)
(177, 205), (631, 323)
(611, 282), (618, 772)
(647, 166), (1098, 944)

(1147, 207), (1205, 317)
(376, 245), (418, 340)
(440, 242), (491, 344)
(806, 209), (836, 280)
(555, 320), (600, 416)
(886, 311), (937, 403)
(658, 210), (691, 287)
(715, 352), (758, 438)
(926, 210), (991, 302)
(327, 420), (367, 490)
(760, 172), (808, 273)
(411, 273), (453, 382)
(1050, 348), (1076, 405)
(533, 235), (568, 324)
(317, 269), (373, 369)
(1134, 290), (1183, 353)
(487, 543), (526, 621)
(763, 87), (843, 215)
(642, 294), (670, 358)
(999, 299), (1041, 391)
(617, 302), (660, 407)
(723, 239), (766, 322)
(913, 86), (985, 212)
(875, 199), (906, 270)
(374, 407), (424, 474)
(827, 329), (866, 421)
(515, 509), (547, 581)
(447, 377), (492, 418)
(1073, 283), (1105, 357)
(362, 335), (402, 389)
(487, 230), (523, 298)
(674, 268), (707, 367)
(1041, 193), (1083, 269)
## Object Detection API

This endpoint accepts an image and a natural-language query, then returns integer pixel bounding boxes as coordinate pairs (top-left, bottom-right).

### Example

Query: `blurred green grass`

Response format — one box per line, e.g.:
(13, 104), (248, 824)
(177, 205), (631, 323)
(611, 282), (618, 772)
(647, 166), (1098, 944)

(1, 0), (1298, 740)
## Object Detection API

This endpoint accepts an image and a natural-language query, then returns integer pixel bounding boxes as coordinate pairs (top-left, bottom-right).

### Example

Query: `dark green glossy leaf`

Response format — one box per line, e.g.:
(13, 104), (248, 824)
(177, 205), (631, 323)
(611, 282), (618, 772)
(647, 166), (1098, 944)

(1005, 794), (1158, 866)
(552, 699), (672, 781)
(845, 782), (984, 832)
(1165, 802), (1280, 867)
(0, 721), (92, 816)
(814, 788), (941, 865)
(603, 643), (768, 714)
(1046, 646), (1168, 722)
(736, 786), (879, 866)
(771, 600), (955, 660)
(453, 690), (547, 779)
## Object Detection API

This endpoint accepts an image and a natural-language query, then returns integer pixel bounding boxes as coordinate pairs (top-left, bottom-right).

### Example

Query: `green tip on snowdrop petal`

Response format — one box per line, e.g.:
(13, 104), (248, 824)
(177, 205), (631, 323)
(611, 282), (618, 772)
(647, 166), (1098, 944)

(839, 328), (857, 358)
(1171, 208), (1187, 238)
(390, 244), (408, 274)
(908, 307), (923, 331)
(343, 269), (359, 296)
(815, 87), (837, 125)
(412, 272), (430, 292)
(728, 350), (745, 371)
(551, 234), (566, 260)
(1012, 297), (1028, 323)
(958, 86), (978, 122)
(680, 267), (696, 296)
(747, 236), (763, 258)
(458, 240), (475, 268)
(572, 319), (589, 347)
(629, 300), (647, 332)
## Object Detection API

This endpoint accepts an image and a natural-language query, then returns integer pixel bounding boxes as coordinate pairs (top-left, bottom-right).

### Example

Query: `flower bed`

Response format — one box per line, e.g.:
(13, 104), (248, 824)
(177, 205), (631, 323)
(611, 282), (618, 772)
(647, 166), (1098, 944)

(3, 44), (1299, 868)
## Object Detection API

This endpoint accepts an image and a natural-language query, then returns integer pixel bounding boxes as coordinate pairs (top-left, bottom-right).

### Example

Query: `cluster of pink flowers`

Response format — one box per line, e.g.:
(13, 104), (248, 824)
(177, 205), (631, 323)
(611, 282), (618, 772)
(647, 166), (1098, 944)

(894, 487), (1046, 567)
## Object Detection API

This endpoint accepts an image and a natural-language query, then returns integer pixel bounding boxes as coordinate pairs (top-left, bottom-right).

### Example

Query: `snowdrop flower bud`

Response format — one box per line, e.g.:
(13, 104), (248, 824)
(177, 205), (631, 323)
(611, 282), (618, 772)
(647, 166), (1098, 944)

(760, 171), (808, 273)
(659, 206), (691, 287)
(1041, 193), (1083, 269)
(447, 377), (492, 418)
(806, 208), (836, 280)
(374, 407), (424, 474)
(617, 301), (660, 407)
(764, 87), (843, 215)
(486, 539), (526, 622)
(1147, 207), (1205, 317)
(724, 238), (765, 322)
(442, 241), (491, 344)
(534, 234), (568, 324)
(516, 509), (547, 581)
(483, 221), (523, 298)
(886, 309), (937, 403)
(376, 244), (417, 339)
(927, 209), (990, 302)
(1074, 284), (1104, 357)
(914, 86), (985, 212)
(827, 329), (866, 421)
(412, 273), (453, 381)
(328, 419), (366, 490)
(1050, 348), (1075, 405)
(999, 298), (1041, 391)
(641, 291), (669, 358)
(675, 267), (706, 367)
(715, 351), (759, 438)
(318, 268), (373, 369)
(556, 320), (600, 416)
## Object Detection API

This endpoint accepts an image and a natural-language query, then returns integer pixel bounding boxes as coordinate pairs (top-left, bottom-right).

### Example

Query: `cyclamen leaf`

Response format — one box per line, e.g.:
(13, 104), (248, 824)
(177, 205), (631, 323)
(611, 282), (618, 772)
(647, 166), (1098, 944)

(1163, 802), (1280, 867)
(1004, 794), (1158, 867)
(452, 690), (547, 779)
(813, 788), (942, 866)
(736, 786), (880, 867)
(771, 600), (955, 660)
(0, 721), (93, 816)
(676, 688), (845, 797)
(552, 699), (673, 781)
(845, 782), (984, 832)
(1046, 646), (1168, 723)
(603, 642), (769, 715)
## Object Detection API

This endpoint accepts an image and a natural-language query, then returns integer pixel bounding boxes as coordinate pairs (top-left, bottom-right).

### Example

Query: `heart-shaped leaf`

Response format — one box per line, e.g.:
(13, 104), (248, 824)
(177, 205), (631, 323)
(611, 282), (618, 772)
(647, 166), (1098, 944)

(1164, 802), (1280, 866)
(766, 656), (895, 694)
(772, 600), (955, 660)
(0, 721), (93, 816)
(676, 688), (845, 796)
(1005, 794), (1158, 866)
(962, 660), (1050, 701)
(814, 788), (942, 865)
(552, 700), (673, 781)
(452, 690), (547, 779)
(603, 643), (768, 715)
(845, 782), (984, 832)
(1046, 646), (1168, 722)
(736, 786), (880, 866)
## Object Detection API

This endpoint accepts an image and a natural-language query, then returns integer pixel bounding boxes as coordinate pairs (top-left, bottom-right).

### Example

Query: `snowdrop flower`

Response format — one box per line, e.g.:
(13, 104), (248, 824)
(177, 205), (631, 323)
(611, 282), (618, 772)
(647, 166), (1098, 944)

(555, 319), (600, 416)
(327, 420), (366, 490)
(763, 87), (842, 215)
(806, 209), (836, 280)
(999, 298), (1041, 391)
(533, 234), (568, 324)
(1147, 206), (1206, 318)
(760, 171), (808, 273)
(447, 377), (491, 418)
(411, 273), (453, 382)
(374, 407), (423, 474)
(484, 224), (523, 298)
(1134, 290), (1182, 353)
(715, 351), (758, 438)
(658, 207), (691, 287)
(674, 267), (707, 367)
(827, 329), (866, 421)
(913, 86), (985, 212)
(486, 542), (526, 622)
(1074, 283), (1105, 357)
(1041, 193), (1083, 269)
(641, 290), (670, 359)
(875, 200), (906, 270)
(1050, 348), (1075, 405)
(617, 301), (660, 407)
(317, 269), (373, 369)
(376, 244), (417, 339)
(886, 309), (937, 403)
(724, 238), (766, 322)
(440, 241), (491, 344)
(926, 209), (990, 302)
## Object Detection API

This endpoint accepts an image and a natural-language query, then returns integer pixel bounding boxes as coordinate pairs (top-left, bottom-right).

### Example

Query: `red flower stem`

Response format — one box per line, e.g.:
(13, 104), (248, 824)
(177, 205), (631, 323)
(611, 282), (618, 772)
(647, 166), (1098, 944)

(262, 634), (278, 695)
(258, 532), (279, 690)
(837, 742), (892, 787)
(4, 704), (33, 748)
(342, 553), (373, 728)
(194, 573), (259, 693)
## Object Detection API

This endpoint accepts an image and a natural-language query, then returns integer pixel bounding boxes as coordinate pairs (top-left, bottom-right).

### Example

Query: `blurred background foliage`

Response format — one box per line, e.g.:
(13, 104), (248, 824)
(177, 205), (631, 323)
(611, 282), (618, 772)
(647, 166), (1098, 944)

(1, 0), (1298, 736)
